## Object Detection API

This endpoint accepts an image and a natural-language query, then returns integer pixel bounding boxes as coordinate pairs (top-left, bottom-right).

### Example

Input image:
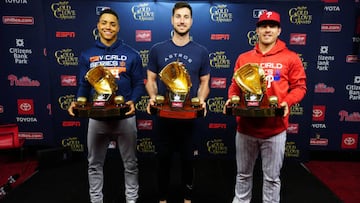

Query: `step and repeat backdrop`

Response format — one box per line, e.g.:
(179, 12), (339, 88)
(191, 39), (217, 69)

(1, 0), (359, 161)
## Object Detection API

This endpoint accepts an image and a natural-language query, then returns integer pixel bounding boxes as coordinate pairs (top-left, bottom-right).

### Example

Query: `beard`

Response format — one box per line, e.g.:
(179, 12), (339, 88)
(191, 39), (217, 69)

(173, 26), (190, 36)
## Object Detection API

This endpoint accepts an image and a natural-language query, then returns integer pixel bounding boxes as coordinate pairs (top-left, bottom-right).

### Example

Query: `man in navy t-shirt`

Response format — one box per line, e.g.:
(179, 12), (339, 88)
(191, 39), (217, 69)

(145, 2), (211, 203)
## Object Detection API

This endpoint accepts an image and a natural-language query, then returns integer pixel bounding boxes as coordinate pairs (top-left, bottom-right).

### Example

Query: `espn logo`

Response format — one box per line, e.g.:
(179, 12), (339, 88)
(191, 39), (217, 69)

(210, 34), (230, 40)
(56, 31), (75, 38)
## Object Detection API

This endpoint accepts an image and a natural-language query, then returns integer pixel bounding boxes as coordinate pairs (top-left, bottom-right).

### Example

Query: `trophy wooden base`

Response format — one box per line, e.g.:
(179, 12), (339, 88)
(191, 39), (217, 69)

(226, 106), (284, 117)
(150, 105), (204, 119)
(73, 104), (130, 119)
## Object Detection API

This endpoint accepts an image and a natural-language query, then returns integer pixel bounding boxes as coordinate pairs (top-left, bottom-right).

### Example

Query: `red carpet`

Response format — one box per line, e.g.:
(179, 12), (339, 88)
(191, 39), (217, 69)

(305, 161), (360, 203)
(0, 154), (38, 200)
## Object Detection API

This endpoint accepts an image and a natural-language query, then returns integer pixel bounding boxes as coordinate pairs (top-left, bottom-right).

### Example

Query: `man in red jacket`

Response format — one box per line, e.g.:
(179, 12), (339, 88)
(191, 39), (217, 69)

(223, 11), (307, 203)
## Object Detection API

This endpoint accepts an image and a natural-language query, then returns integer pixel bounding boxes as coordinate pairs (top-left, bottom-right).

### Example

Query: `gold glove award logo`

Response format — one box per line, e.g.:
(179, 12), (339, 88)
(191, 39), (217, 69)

(149, 61), (205, 119)
(140, 50), (149, 68)
(73, 66), (130, 118)
(225, 63), (285, 117)
(131, 3), (154, 21)
(210, 4), (233, 23)
(62, 137), (84, 152)
(209, 51), (231, 69)
(289, 6), (312, 25)
(137, 138), (155, 153)
(55, 49), (78, 66)
(207, 97), (226, 114)
(207, 139), (228, 155)
(51, 1), (76, 20)
(247, 31), (258, 47)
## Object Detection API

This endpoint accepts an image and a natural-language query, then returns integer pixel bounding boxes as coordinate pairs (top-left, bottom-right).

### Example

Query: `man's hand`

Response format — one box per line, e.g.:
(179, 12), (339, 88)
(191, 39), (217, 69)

(68, 101), (76, 117)
(146, 98), (156, 115)
(280, 101), (289, 117)
(200, 101), (207, 117)
(125, 101), (136, 116)
(222, 99), (231, 114)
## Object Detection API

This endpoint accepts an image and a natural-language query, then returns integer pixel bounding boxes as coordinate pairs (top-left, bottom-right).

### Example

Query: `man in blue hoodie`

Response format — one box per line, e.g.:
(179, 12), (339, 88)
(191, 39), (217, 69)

(68, 9), (144, 203)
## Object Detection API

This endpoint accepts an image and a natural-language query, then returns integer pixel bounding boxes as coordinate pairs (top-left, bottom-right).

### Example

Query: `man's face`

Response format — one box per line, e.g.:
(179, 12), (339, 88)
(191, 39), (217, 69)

(171, 7), (193, 36)
(97, 13), (120, 44)
(256, 24), (281, 46)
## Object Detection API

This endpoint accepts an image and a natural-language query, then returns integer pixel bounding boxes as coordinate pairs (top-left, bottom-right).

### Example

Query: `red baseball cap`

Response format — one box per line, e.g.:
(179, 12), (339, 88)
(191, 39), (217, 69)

(257, 11), (281, 27)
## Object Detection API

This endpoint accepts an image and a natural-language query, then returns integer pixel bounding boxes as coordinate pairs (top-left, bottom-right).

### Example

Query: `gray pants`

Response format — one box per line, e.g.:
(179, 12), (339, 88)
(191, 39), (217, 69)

(232, 131), (286, 203)
(87, 117), (138, 203)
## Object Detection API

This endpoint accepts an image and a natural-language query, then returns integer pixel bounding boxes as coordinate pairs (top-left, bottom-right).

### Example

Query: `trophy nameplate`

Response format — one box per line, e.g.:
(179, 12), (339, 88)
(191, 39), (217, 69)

(150, 96), (204, 119)
(73, 66), (130, 119)
(149, 61), (205, 119)
(226, 63), (284, 117)
(73, 103), (130, 118)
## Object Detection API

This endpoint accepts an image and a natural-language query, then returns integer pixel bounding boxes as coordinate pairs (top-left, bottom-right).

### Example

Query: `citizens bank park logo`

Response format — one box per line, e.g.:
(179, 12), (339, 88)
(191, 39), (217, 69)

(321, 24), (342, 32)
(341, 133), (358, 149)
(2, 16), (34, 25)
(211, 77), (226, 88)
(136, 30), (151, 42)
(61, 75), (77, 86)
(289, 33), (307, 45)
(17, 99), (34, 115)
(312, 105), (326, 121)
(137, 120), (152, 130)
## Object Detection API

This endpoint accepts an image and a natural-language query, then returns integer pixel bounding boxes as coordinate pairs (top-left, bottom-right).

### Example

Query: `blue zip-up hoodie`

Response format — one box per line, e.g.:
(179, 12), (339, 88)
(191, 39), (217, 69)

(76, 39), (145, 104)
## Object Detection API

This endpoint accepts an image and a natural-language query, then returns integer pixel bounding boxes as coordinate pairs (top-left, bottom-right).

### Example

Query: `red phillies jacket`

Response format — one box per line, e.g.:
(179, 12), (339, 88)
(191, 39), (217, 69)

(228, 39), (307, 138)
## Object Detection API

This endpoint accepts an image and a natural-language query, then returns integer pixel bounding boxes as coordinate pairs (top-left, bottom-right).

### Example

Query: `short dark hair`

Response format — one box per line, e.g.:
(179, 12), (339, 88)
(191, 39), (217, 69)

(172, 2), (192, 17)
(99, 8), (119, 20)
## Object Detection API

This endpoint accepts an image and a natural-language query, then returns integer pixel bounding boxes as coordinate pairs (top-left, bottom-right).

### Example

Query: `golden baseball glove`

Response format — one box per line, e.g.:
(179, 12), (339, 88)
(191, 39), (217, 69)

(159, 61), (192, 94)
(85, 66), (118, 94)
(233, 63), (266, 95)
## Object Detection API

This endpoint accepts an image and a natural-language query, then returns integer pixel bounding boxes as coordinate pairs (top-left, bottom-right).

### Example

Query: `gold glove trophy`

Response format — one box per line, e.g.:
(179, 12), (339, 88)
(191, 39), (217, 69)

(73, 66), (129, 118)
(150, 61), (204, 119)
(225, 63), (284, 117)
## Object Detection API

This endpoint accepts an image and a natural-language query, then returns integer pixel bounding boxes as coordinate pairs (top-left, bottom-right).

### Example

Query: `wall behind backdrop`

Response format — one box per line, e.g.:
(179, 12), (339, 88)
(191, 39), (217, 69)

(0, 0), (359, 161)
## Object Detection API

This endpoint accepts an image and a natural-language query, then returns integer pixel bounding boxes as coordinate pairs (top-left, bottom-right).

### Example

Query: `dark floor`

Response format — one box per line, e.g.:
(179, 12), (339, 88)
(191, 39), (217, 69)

(0, 150), (342, 203)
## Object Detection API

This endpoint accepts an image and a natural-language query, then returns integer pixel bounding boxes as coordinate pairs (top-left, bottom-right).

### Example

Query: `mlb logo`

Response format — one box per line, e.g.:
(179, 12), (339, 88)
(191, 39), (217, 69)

(253, 9), (267, 18)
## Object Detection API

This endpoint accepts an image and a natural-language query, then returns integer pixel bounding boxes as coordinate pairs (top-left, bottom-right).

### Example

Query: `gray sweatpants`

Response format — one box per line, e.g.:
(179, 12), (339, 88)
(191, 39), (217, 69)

(87, 117), (138, 203)
(232, 130), (286, 203)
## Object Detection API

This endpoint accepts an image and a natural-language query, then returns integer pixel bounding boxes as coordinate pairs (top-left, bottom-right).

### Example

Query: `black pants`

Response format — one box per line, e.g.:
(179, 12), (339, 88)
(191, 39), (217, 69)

(155, 118), (195, 201)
